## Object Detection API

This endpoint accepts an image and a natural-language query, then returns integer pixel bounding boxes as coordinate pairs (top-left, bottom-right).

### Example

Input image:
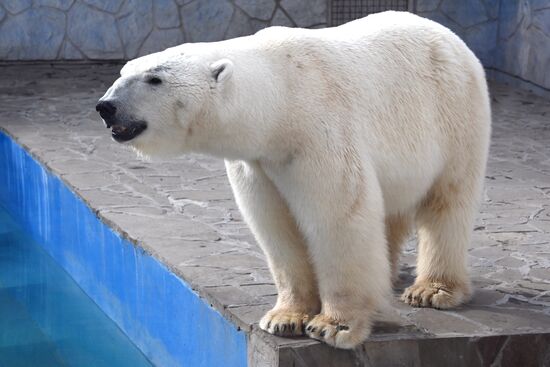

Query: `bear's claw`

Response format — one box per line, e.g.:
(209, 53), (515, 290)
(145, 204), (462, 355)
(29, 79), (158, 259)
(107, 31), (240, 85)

(401, 280), (469, 309)
(304, 314), (370, 349)
(259, 309), (311, 337)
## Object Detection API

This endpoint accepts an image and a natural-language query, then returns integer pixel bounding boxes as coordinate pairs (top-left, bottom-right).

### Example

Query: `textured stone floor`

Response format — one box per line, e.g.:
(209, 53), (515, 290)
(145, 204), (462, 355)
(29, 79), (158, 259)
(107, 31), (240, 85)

(0, 64), (549, 366)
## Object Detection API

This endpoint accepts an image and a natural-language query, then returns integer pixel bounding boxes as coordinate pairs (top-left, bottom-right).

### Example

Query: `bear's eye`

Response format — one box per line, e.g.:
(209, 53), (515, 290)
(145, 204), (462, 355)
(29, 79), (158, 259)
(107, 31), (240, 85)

(146, 76), (162, 85)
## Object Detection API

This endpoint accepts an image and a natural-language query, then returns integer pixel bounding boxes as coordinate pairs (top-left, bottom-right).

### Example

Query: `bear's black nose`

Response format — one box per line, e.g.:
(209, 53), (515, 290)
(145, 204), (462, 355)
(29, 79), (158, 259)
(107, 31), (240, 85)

(96, 100), (117, 120)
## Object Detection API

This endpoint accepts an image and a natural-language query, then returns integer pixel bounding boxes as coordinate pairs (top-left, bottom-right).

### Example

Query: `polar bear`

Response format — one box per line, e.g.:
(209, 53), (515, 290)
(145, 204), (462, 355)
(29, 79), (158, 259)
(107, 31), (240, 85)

(96, 11), (491, 349)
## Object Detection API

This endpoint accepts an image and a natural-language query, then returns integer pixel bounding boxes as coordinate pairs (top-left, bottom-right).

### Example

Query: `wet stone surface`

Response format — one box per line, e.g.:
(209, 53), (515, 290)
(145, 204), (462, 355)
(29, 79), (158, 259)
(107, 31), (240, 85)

(0, 64), (549, 366)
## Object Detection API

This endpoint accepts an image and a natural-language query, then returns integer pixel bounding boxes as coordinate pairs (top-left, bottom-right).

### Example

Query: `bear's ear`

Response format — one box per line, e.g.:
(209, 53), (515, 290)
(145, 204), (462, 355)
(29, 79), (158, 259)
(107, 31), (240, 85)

(210, 59), (233, 83)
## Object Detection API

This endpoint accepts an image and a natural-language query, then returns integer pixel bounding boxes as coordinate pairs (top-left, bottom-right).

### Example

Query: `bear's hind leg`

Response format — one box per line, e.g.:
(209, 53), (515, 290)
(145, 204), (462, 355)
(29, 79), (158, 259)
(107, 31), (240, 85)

(225, 160), (320, 336)
(402, 176), (480, 309)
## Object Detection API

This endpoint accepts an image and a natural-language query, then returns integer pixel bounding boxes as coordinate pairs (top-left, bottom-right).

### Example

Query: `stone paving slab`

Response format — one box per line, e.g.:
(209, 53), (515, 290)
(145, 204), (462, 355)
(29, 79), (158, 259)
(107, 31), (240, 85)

(0, 63), (549, 366)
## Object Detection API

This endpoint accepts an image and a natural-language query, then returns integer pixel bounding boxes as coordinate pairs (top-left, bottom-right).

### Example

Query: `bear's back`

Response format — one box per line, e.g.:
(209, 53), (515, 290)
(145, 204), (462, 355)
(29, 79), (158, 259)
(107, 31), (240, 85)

(249, 12), (489, 214)
(249, 11), (481, 92)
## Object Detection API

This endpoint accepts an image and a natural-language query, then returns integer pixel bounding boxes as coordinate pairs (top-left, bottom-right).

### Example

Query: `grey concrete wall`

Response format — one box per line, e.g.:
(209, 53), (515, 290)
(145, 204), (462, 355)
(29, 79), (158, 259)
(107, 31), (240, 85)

(0, 0), (327, 60)
(494, 1), (550, 95)
(416, 0), (500, 68)
(0, 0), (549, 95)
(417, 0), (550, 95)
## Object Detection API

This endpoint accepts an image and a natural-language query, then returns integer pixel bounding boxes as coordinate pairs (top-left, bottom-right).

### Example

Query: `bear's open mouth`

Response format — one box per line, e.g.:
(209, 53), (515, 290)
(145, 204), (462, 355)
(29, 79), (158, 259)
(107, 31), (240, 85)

(110, 121), (147, 142)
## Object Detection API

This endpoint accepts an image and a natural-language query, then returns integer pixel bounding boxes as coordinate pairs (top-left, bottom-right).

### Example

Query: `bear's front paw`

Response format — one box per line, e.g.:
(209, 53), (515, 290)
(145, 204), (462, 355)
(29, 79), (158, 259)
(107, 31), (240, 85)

(401, 279), (470, 309)
(259, 308), (312, 337)
(305, 313), (372, 349)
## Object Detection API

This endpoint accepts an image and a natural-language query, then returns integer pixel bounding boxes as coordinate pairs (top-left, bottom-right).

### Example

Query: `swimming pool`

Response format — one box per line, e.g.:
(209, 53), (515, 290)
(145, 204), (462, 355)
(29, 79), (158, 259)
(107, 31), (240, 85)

(0, 130), (247, 366)
(0, 205), (153, 366)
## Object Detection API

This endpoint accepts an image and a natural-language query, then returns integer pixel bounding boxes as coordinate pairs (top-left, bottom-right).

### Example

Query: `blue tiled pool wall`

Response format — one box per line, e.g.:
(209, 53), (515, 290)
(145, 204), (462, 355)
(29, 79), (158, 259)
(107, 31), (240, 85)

(0, 0), (548, 95)
(0, 131), (247, 367)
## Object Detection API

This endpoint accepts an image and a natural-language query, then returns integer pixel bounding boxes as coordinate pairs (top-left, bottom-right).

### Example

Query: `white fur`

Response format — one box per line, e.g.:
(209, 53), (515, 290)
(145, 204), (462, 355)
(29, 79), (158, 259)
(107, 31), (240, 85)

(101, 11), (491, 349)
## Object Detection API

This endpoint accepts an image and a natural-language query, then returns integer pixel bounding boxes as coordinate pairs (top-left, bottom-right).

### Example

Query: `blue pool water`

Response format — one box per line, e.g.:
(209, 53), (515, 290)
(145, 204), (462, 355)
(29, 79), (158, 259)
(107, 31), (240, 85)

(0, 206), (153, 367)
(0, 132), (247, 367)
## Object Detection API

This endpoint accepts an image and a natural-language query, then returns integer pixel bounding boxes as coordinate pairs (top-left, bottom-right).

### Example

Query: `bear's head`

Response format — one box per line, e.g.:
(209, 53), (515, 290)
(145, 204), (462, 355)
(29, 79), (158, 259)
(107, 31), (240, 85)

(96, 47), (235, 158)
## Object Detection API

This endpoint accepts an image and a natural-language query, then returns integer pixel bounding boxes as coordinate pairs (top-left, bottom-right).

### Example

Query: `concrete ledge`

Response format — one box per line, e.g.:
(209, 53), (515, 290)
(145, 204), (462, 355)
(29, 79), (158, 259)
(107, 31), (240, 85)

(268, 332), (550, 366)
(1, 63), (549, 366)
